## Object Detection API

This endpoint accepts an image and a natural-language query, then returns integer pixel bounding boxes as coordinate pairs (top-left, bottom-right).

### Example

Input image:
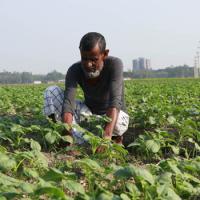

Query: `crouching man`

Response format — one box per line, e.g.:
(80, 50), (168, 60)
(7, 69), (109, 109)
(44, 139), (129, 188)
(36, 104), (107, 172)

(43, 32), (129, 146)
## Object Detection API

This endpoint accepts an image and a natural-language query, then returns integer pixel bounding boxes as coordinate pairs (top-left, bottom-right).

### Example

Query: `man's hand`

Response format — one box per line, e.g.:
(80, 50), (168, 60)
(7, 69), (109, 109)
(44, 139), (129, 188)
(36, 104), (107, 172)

(96, 145), (105, 153)
(60, 112), (74, 147)
(103, 135), (112, 140)
(96, 135), (111, 153)
(97, 107), (118, 153)
(63, 112), (73, 125)
(62, 112), (73, 135)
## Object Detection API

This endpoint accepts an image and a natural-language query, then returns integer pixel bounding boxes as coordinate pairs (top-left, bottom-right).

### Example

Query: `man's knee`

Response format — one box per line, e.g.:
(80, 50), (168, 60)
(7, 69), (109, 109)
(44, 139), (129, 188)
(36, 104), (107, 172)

(43, 85), (64, 121)
(113, 110), (129, 136)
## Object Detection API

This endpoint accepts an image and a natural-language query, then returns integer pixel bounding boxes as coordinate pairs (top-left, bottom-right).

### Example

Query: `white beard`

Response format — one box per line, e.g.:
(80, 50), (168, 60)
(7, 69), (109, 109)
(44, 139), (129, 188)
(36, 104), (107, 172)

(83, 69), (101, 79)
(81, 63), (104, 79)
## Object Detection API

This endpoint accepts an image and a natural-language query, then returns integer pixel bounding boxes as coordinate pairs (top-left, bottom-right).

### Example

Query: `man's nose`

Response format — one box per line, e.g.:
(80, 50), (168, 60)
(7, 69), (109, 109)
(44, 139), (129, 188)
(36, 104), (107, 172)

(85, 61), (93, 68)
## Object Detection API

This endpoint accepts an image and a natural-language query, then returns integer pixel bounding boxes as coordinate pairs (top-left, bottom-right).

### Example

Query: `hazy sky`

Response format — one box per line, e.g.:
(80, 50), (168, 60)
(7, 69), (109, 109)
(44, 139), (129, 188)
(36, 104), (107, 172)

(0, 0), (200, 74)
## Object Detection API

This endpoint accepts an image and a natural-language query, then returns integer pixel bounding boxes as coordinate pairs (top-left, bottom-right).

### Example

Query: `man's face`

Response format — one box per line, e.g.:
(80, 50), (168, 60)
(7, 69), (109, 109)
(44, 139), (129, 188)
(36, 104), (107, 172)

(80, 44), (108, 79)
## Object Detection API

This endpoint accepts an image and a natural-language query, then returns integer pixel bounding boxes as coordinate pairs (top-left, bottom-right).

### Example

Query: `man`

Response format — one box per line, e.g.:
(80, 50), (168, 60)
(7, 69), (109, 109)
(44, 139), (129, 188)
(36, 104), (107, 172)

(44, 32), (129, 145)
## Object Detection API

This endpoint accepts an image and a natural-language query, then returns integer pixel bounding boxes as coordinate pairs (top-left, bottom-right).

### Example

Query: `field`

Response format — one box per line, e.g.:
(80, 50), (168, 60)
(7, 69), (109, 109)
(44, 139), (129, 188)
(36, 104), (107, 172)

(0, 78), (200, 200)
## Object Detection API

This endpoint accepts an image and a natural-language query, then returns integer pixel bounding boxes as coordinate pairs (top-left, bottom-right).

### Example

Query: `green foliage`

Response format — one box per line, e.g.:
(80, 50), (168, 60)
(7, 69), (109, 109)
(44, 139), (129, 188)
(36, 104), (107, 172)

(0, 79), (200, 199)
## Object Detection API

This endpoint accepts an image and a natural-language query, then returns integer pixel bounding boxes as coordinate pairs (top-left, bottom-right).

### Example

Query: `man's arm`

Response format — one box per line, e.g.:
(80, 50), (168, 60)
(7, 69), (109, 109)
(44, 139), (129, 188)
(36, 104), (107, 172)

(104, 57), (123, 139)
(63, 112), (73, 135)
(103, 107), (119, 139)
(62, 64), (79, 134)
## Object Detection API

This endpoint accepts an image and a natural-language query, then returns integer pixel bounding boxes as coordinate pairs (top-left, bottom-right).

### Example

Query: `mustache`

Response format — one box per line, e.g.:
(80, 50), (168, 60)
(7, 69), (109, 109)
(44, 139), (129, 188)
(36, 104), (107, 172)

(81, 65), (102, 79)
(83, 69), (101, 79)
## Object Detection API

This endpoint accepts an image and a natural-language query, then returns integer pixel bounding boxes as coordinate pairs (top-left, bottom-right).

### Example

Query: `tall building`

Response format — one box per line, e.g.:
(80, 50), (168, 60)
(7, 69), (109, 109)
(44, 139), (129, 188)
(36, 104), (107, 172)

(132, 57), (151, 71)
(132, 59), (139, 70)
(146, 59), (151, 70)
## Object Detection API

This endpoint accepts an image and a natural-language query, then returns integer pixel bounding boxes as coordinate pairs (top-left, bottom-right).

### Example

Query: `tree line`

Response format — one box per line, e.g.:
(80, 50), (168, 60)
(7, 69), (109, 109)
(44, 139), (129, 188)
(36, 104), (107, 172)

(124, 65), (194, 79)
(0, 65), (195, 84)
(0, 70), (65, 84)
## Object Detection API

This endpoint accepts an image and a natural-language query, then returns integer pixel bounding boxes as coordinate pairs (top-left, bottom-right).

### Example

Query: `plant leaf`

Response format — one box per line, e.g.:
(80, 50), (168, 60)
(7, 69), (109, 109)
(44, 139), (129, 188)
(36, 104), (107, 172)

(62, 180), (85, 194)
(145, 139), (160, 153)
(30, 139), (41, 151)
(167, 116), (176, 124)
(149, 116), (156, 125)
(45, 131), (57, 144)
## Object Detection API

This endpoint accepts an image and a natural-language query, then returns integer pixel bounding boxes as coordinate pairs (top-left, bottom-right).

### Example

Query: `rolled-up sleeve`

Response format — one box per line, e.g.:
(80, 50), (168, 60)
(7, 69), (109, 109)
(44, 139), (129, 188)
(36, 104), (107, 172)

(108, 58), (123, 110)
(62, 66), (78, 114)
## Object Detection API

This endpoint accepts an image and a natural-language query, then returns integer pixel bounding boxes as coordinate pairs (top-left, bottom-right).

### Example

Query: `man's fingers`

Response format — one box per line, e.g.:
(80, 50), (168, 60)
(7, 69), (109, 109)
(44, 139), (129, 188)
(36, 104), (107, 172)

(96, 145), (106, 153)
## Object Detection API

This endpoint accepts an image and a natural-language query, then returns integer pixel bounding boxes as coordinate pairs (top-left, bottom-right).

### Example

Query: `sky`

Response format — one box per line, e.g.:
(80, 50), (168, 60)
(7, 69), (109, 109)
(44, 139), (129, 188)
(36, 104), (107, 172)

(0, 0), (200, 74)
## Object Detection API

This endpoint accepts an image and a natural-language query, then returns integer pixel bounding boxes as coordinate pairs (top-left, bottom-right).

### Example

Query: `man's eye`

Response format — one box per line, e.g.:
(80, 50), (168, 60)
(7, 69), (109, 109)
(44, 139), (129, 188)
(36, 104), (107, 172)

(81, 58), (88, 61)
(92, 58), (98, 62)
(81, 57), (98, 62)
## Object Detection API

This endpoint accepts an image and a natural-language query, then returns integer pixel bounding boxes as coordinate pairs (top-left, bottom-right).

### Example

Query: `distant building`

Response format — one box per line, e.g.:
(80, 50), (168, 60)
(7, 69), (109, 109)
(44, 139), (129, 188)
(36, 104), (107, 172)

(132, 59), (139, 70)
(132, 57), (151, 71)
(33, 81), (42, 84)
(58, 79), (65, 83)
(146, 59), (151, 70)
(124, 77), (131, 81)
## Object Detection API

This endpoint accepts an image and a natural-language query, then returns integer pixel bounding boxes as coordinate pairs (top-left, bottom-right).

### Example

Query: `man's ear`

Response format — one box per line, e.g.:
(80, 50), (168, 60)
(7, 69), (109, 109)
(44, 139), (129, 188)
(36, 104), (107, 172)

(103, 49), (109, 58)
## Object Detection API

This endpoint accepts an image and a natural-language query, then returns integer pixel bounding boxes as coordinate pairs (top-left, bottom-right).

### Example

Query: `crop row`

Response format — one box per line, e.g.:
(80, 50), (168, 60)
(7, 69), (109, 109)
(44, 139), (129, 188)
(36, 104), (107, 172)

(0, 79), (200, 199)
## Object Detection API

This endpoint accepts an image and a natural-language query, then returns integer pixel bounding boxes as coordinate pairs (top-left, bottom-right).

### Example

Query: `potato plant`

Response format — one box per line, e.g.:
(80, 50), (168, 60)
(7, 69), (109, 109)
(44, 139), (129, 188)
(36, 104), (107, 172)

(0, 79), (200, 199)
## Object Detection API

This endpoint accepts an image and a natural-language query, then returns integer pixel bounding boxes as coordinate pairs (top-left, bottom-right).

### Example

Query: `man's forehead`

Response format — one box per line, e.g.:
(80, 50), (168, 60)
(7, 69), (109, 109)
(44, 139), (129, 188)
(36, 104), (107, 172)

(80, 43), (102, 56)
